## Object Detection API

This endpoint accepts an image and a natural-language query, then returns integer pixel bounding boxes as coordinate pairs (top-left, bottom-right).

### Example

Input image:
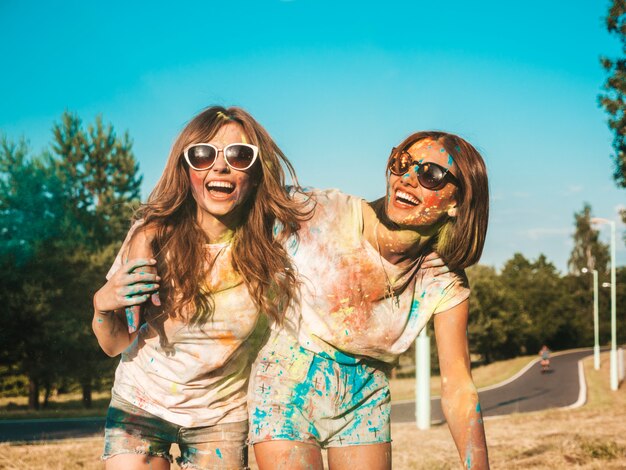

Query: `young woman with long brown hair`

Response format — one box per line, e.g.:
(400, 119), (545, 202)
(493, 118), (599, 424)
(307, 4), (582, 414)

(92, 106), (309, 470)
(249, 131), (490, 469)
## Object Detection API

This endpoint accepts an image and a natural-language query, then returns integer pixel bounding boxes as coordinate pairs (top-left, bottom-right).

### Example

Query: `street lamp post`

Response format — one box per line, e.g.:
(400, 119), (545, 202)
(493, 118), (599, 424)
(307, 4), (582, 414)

(415, 328), (431, 429)
(591, 217), (618, 391)
(582, 267), (601, 370)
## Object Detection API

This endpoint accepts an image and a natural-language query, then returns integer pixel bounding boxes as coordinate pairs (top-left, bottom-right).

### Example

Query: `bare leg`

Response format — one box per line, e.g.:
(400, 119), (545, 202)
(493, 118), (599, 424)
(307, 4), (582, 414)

(327, 443), (391, 470)
(254, 441), (324, 470)
(105, 453), (170, 470)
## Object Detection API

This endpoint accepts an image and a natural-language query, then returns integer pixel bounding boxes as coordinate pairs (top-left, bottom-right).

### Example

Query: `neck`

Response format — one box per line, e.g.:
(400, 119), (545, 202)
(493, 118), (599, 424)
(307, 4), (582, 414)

(366, 198), (438, 265)
(196, 209), (240, 244)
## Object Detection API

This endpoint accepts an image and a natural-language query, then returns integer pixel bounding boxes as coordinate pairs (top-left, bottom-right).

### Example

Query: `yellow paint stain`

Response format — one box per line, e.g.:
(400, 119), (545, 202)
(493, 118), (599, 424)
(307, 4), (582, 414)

(170, 382), (178, 394)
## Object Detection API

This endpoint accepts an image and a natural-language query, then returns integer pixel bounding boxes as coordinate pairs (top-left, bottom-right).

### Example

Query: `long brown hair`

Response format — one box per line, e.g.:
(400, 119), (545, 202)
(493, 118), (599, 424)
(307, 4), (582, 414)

(135, 106), (310, 324)
(388, 131), (489, 270)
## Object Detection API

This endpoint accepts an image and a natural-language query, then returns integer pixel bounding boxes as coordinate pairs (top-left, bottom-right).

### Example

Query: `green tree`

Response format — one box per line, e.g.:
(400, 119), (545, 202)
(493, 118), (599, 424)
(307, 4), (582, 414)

(499, 253), (575, 352)
(600, 0), (626, 226)
(51, 112), (142, 247)
(49, 112), (143, 406)
(568, 203), (610, 275)
(467, 264), (531, 363)
(0, 137), (74, 408)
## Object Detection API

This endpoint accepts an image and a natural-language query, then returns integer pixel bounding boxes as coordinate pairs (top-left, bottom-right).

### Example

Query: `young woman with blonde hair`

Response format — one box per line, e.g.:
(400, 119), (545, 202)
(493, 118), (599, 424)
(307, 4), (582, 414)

(249, 131), (490, 470)
(92, 106), (309, 470)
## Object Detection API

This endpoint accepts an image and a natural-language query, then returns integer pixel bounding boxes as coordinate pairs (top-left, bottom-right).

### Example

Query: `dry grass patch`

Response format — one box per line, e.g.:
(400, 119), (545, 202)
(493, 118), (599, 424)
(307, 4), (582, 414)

(392, 353), (626, 469)
(2, 353), (624, 469)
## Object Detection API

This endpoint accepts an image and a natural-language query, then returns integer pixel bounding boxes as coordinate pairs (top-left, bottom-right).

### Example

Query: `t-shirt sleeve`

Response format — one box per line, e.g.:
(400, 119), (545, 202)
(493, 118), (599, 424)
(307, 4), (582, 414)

(106, 220), (144, 280)
(430, 269), (470, 314)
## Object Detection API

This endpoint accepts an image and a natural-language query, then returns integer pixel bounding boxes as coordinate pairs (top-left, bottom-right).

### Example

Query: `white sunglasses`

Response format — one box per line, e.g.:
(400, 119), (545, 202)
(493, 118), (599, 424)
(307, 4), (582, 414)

(183, 143), (259, 171)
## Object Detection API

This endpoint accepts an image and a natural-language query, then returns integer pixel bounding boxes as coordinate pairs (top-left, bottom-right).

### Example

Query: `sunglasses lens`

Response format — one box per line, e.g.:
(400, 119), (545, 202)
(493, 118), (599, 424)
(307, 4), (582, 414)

(389, 152), (412, 175)
(187, 145), (217, 170)
(225, 144), (256, 170)
(418, 163), (446, 189)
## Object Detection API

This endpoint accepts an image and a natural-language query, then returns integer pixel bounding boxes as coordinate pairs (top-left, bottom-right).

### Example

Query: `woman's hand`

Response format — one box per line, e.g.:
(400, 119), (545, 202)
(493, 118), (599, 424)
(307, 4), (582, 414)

(124, 226), (160, 332)
(93, 258), (160, 314)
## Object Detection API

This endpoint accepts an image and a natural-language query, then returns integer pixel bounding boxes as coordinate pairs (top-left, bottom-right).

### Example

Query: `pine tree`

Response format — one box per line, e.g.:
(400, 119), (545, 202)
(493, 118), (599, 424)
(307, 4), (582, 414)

(49, 112), (143, 406)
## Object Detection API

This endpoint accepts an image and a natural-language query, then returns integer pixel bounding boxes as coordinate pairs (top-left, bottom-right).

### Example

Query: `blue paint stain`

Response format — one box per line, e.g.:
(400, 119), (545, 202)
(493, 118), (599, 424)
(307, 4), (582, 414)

(403, 173), (410, 179)
(409, 299), (420, 317)
(125, 308), (136, 329)
(440, 148), (445, 153)
(476, 403), (481, 413)
(216, 448), (223, 459)
(448, 154), (454, 166)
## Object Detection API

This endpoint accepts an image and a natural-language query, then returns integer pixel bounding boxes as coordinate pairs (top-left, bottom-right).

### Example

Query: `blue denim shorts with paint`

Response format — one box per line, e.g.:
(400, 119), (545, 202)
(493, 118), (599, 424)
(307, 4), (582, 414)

(103, 393), (249, 470)
(248, 331), (391, 448)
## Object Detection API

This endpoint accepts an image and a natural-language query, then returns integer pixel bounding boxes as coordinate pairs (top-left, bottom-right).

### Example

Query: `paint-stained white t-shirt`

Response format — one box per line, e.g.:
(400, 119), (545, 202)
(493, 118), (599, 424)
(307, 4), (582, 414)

(107, 224), (267, 427)
(284, 188), (469, 364)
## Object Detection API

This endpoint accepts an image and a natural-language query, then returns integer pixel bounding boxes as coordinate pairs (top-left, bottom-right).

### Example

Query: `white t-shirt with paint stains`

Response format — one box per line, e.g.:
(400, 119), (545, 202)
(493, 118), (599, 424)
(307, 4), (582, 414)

(107, 225), (267, 427)
(285, 188), (469, 364)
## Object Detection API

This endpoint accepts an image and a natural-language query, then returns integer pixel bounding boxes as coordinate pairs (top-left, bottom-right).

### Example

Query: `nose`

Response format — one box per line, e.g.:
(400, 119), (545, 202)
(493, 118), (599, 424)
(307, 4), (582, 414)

(211, 149), (230, 173)
(401, 164), (421, 188)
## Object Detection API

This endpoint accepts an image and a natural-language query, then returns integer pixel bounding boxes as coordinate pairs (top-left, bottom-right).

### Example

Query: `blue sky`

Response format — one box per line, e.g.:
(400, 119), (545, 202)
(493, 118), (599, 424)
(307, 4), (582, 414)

(1, 0), (625, 273)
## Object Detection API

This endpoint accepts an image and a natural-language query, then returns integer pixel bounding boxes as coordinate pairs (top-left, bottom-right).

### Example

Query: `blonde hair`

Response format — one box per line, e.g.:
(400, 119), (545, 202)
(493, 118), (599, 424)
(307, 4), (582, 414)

(388, 131), (489, 270)
(135, 106), (310, 324)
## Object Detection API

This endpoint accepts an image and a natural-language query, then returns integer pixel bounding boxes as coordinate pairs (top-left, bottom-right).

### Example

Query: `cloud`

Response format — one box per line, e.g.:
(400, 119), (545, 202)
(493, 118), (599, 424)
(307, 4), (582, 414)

(563, 185), (584, 195)
(525, 227), (572, 240)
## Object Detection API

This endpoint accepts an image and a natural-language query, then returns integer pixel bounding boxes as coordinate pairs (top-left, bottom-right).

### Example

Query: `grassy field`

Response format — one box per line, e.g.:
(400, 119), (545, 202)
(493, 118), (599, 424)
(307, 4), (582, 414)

(1, 353), (624, 469)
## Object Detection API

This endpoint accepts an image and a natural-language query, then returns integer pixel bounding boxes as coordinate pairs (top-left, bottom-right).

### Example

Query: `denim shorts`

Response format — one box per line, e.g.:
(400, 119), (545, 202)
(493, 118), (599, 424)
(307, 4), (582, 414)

(102, 394), (248, 470)
(248, 331), (391, 448)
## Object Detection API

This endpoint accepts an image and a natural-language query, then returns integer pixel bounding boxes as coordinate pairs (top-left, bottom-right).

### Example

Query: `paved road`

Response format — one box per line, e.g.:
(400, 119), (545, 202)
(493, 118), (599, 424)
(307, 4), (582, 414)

(0, 417), (105, 442)
(0, 349), (592, 442)
(391, 348), (592, 423)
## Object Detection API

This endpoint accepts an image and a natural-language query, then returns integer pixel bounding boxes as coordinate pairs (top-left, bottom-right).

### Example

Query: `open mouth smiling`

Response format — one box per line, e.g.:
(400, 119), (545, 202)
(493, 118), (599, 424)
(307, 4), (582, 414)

(395, 190), (420, 207)
(206, 180), (235, 195)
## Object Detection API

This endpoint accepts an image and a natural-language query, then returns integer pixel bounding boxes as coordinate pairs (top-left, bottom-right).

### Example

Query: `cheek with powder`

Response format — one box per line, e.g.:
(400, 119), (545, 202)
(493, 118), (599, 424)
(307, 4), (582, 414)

(188, 170), (205, 196)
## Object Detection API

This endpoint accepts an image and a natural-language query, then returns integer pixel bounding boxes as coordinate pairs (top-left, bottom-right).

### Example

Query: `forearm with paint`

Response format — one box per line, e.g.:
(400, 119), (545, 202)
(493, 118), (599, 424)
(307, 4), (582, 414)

(441, 381), (489, 470)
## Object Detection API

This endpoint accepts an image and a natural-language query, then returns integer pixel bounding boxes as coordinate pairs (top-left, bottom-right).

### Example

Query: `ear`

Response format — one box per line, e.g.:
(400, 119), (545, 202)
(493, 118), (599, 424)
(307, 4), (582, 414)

(447, 204), (458, 218)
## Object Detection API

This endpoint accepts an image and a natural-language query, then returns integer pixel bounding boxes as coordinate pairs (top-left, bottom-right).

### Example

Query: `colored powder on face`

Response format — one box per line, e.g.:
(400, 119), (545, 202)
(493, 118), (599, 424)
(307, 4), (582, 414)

(403, 173), (410, 179)
(97, 318), (103, 323)
(216, 448), (223, 459)
(440, 148), (445, 153)
(448, 154), (454, 166)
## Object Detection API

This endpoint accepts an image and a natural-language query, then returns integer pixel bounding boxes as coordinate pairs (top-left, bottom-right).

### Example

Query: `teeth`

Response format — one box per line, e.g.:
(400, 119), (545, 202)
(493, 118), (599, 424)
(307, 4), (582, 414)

(396, 190), (419, 205)
(206, 181), (234, 189)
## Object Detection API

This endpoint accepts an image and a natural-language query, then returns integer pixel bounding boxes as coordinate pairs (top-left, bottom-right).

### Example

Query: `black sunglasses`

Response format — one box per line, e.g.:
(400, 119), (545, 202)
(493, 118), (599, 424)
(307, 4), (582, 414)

(183, 143), (259, 171)
(388, 148), (457, 190)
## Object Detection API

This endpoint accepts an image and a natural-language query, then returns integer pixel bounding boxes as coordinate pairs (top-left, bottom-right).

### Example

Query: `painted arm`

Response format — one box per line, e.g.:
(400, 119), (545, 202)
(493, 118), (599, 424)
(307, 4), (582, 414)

(434, 299), (489, 470)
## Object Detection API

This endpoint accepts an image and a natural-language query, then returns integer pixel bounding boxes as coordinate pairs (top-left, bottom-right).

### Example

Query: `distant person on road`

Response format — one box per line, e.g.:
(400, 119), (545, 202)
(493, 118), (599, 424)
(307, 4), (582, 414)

(539, 345), (552, 373)
(91, 106), (310, 470)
